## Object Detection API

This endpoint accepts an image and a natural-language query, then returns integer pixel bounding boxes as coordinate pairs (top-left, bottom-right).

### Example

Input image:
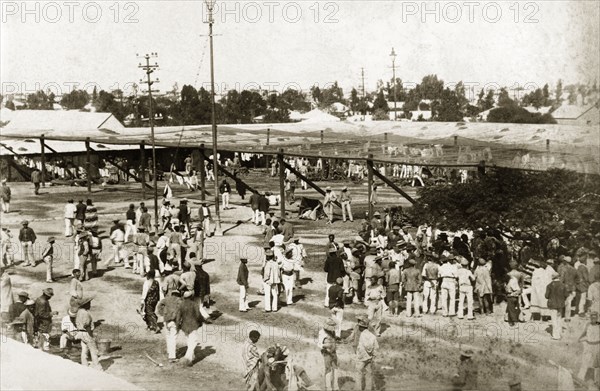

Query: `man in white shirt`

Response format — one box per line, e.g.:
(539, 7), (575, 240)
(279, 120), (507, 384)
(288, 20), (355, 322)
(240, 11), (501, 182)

(110, 221), (125, 266)
(64, 199), (77, 237)
(439, 255), (458, 317)
(323, 187), (337, 224)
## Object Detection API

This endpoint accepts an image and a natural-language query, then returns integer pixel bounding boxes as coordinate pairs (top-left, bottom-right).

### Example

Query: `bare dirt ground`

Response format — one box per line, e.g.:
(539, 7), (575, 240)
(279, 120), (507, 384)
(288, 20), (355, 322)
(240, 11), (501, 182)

(0, 171), (591, 390)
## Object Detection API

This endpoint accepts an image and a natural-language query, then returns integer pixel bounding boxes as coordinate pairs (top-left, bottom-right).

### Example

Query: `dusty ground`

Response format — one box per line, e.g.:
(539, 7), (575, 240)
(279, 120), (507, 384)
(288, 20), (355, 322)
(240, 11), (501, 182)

(0, 172), (593, 390)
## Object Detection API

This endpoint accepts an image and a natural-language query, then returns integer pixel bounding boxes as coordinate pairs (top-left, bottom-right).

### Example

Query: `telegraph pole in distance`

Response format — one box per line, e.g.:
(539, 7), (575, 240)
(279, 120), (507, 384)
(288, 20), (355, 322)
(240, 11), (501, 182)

(361, 67), (366, 121)
(138, 53), (160, 234)
(390, 48), (398, 121)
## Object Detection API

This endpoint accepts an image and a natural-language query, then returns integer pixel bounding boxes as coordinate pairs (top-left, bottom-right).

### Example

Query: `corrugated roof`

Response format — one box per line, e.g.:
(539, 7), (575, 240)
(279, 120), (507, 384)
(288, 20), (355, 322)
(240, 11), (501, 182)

(2, 110), (125, 136)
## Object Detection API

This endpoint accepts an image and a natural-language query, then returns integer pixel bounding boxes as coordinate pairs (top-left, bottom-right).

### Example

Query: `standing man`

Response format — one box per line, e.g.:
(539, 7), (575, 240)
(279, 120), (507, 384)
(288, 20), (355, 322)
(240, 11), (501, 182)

(328, 277), (345, 339)
(64, 199), (76, 237)
(365, 276), (385, 337)
(109, 220), (125, 267)
(75, 200), (87, 227)
(125, 204), (137, 243)
(237, 258), (250, 312)
(1, 179), (11, 213)
(558, 256), (577, 322)
(249, 191), (261, 225)
(18, 220), (36, 267)
(422, 253), (440, 315)
(318, 319), (339, 391)
(474, 258), (493, 315)
(457, 258), (475, 320)
(577, 311), (600, 383)
(402, 258), (422, 318)
(323, 187), (337, 225)
(243, 330), (261, 391)
(546, 271), (568, 340)
(178, 199), (191, 235)
(281, 249), (296, 306)
(1, 228), (14, 267)
(84, 199), (98, 230)
(198, 201), (212, 238)
(157, 290), (182, 363)
(74, 297), (101, 369)
(34, 287), (55, 351)
(439, 255), (458, 317)
(31, 168), (41, 195)
(176, 291), (204, 367)
(279, 219), (294, 242)
(139, 207), (152, 234)
(263, 250), (280, 313)
(220, 179), (231, 210)
(575, 254), (590, 317)
(258, 194), (270, 226)
(355, 316), (378, 391)
(386, 261), (401, 316)
(324, 246), (345, 307)
(41, 237), (56, 283)
(339, 186), (353, 222)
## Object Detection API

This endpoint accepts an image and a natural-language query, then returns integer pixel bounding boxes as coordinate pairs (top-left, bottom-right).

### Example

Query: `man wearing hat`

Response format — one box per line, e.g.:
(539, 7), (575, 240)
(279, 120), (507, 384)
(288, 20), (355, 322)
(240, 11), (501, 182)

(18, 220), (36, 266)
(198, 201), (212, 238)
(60, 306), (78, 351)
(281, 248), (296, 306)
(545, 271), (568, 340)
(288, 237), (306, 289)
(324, 245), (346, 307)
(386, 261), (401, 316)
(219, 179), (231, 210)
(456, 257), (475, 320)
(157, 290), (183, 363)
(41, 237), (56, 283)
(263, 250), (281, 312)
(125, 203), (137, 243)
(328, 277), (345, 339)
(365, 276), (385, 337)
(439, 255), (458, 317)
(34, 287), (55, 350)
(11, 298), (35, 345)
(402, 257), (422, 318)
(134, 226), (150, 276)
(318, 318), (339, 390)
(474, 258), (493, 315)
(1, 178), (11, 213)
(355, 315), (378, 391)
(177, 290), (204, 366)
(9, 290), (29, 322)
(558, 256), (577, 321)
(64, 199), (77, 237)
(109, 220), (125, 268)
(323, 186), (337, 224)
(74, 228), (90, 280)
(73, 296), (101, 369)
(578, 311), (600, 383)
(452, 349), (478, 390)
(339, 186), (353, 223)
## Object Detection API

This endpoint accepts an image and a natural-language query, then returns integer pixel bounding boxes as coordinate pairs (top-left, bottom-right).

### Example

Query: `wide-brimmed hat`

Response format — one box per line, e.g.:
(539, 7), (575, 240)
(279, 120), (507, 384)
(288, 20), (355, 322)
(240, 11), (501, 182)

(408, 258), (417, 265)
(17, 291), (29, 299)
(43, 287), (54, 297)
(342, 186), (348, 191)
(24, 299), (35, 306)
(240, 258), (248, 263)
(357, 317), (370, 328)
(67, 307), (78, 317)
(183, 291), (193, 298)
(396, 240), (407, 249)
(324, 319), (337, 332)
(21, 220), (29, 225)
(328, 245), (338, 254)
(392, 225), (400, 230)
(460, 349), (474, 358)
(325, 186), (331, 191)
(10, 316), (26, 326)
(47, 237), (56, 243)
(478, 258), (487, 264)
(460, 258), (469, 266)
(551, 272), (560, 280)
(157, 229), (165, 235)
(264, 250), (274, 258)
(563, 256), (573, 263)
(373, 211), (381, 217)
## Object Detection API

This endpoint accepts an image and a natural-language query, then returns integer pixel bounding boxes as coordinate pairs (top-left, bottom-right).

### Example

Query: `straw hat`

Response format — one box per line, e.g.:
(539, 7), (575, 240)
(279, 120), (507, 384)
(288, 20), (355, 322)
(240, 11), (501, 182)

(460, 349), (474, 358)
(324, 319), (337, 332)
(42, 287), (54, 297)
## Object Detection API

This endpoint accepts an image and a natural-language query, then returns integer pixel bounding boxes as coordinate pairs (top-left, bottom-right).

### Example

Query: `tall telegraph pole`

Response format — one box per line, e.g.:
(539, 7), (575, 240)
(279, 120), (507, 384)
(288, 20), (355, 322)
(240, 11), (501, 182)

(138, 53), (160, 233)
(205, 0), (221, 234)
(390, 48), (398, 121)
(361, 67), (366, 120)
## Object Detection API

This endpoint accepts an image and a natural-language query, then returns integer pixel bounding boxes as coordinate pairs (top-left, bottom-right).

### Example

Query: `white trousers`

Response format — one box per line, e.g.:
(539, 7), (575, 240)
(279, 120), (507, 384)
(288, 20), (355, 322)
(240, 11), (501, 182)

(165, 321), (177, 359)
(282, 274), (294, 305)
(263, 283), (278, 311)
(239, 285), (249, 311)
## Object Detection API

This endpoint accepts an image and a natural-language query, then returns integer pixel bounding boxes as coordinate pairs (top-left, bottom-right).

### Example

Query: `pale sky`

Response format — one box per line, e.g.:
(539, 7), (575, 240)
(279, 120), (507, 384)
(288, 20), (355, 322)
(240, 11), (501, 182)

(1, 0), (599, 98)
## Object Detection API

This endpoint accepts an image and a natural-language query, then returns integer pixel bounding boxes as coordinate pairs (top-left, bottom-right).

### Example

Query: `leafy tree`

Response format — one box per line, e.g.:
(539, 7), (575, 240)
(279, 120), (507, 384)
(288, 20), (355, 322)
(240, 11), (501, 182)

(318, 81), (345, 109)
(432, 88), (463, 121)
(555, 79), (563, 106)
(483, 90), (495, 111)
(372, 109), (389, 121)
(92, 86), (98, 102)
(410, 168), (600, 259)
(264, 93), (290, 123)
(488, 106), (556, 124)
(310, 86), (322, 105)
(26, 90), (53, 110)
(371, 90), (389, 114)
(497, 88), (515, 107)
(61, 89), (90, 110)
(280, 88), (310, 112)
(349, 88), (361, 115)
(454, 82), (469, 112)
(387, 77), (406, 101)
(419, 74), (444, 100)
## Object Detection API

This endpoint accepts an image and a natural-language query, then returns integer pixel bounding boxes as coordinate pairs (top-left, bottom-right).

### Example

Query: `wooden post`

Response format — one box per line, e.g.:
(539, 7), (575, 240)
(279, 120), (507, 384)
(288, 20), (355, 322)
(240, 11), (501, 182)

(278, 148), (286, 218)
(266, 128), (270, 146)
(384, 132), (388, 153)
(454, 135), (458, 146)
(367, 153), (374, 218)
(546, 139), (550, 151)
(199, 143), (206, 201)
(40, 135), (46, 187)
(320, 130), (324, 144)
(85, 138), (91, 193)
(140, 141), (146, 199)
(478, 160), (486, 177)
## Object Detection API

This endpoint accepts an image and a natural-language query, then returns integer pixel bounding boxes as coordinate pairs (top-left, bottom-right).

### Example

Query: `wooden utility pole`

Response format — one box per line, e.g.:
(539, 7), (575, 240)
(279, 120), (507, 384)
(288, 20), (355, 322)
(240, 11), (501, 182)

(361, 67), (366, 121)
(367, 153), (374, 218)
(40, 135), (46, 187)
(199, 143), (206, 201)
(138, 53), (160, 232)
(85, 138), (91, 193)
(278, 148), (286, 218)
(320, 130), (324, 144)
(390, 48), (398, 120)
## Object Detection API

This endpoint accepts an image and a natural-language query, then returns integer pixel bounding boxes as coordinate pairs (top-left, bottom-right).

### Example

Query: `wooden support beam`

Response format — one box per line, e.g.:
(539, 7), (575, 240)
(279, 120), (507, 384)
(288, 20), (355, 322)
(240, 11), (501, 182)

(320, 130), (324, 144)
(140, 141), (146, 199)
(367, 154), (374, 218)
(40, 135), (46, 187)
(85, 138), (91, 193)
(281, 160), (341, 208)
(37, 141), (75, 180)
(199, 153), (258, 194)
(371, 166), (416, 204)
(199, 143), (206, 201)
(4, 157), (31, 181)
(278, 149), (286, 218)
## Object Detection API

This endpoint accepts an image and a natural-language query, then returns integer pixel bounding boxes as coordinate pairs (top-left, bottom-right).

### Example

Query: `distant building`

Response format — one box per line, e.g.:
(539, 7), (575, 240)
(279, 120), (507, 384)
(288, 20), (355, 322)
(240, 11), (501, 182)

(552, 101), (600, 126)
